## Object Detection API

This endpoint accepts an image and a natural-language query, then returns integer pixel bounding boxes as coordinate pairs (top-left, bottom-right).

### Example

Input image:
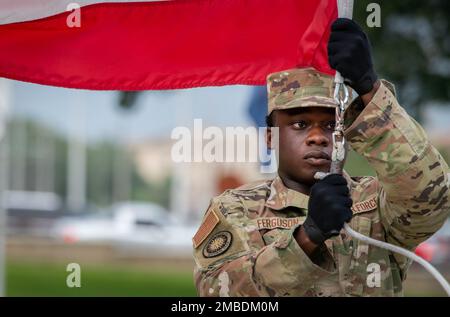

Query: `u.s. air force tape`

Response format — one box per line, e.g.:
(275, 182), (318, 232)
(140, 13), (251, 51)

(202, 231), (232, 258)
(351, 196), (377, 213)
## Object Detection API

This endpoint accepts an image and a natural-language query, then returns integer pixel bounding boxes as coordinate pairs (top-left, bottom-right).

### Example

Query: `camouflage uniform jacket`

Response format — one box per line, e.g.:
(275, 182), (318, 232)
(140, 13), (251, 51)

(192, 81), (450, 297)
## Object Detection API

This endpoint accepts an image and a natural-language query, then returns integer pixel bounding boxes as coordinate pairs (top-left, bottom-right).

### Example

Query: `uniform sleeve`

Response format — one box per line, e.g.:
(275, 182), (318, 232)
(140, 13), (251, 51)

(193, 199), (336, 297)
(345, 81), (450, 254)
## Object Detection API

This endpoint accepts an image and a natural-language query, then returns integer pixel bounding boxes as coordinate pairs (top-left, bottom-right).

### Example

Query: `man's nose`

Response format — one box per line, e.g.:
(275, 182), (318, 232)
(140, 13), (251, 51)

(305, 126), (329, 146)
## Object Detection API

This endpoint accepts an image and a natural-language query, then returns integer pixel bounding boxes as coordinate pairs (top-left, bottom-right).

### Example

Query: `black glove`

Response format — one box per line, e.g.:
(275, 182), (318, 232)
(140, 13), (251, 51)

(303, 174), (353, 245)
(328, 18), (377, 96)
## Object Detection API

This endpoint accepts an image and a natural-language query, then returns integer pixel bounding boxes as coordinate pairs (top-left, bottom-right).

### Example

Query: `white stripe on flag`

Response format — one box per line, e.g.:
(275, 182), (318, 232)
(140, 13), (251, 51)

(0, 0), (171, 25)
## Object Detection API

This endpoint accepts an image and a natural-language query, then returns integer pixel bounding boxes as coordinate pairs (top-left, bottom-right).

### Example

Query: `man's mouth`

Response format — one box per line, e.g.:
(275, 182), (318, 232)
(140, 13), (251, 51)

(303, 150), (331, 167)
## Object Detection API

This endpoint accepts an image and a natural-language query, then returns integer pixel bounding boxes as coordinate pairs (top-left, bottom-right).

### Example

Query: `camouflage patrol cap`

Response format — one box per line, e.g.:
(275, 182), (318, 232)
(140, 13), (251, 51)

(267, 67), (351, 115)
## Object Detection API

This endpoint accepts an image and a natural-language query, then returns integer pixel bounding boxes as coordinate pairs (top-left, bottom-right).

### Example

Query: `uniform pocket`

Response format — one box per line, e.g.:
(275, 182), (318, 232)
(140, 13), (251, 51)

(261, 228), (285, 246)
(342, 216), (372, 296)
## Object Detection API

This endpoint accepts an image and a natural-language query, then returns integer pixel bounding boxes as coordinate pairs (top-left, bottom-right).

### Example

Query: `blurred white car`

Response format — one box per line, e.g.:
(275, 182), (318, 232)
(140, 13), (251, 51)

(51, 201), (197, 253)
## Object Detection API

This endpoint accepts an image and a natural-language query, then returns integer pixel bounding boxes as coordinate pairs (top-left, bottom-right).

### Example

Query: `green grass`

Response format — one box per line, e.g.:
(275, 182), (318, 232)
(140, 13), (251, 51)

(6, 261), (197, 297)
(6, 260), (443, 296)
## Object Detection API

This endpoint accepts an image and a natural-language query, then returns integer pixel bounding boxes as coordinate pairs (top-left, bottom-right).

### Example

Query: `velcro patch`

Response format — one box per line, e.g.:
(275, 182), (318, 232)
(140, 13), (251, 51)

(256, 217), (303, 230)
(192, 209), (220, 249)
(352, 196), (377, 214)
(202, 231), (232, 258)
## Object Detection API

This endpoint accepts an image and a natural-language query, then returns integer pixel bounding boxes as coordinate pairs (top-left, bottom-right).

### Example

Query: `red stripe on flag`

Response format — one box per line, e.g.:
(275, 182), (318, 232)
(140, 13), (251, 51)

(0, 0), (337, 90)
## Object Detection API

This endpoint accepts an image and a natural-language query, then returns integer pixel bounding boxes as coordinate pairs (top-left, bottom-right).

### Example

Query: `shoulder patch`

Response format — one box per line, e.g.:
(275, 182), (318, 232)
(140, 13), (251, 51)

(202, 231), (232, 258)
(193, 205), (249, 269)
(193, 209), (219, 249)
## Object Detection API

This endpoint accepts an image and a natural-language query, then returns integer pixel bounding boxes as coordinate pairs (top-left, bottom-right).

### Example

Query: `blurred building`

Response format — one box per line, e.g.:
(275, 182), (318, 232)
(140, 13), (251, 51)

(131, 136), (270, 223)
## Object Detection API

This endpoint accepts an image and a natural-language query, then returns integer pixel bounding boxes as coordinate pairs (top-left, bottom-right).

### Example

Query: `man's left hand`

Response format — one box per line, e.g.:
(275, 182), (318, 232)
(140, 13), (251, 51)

(328, 18), (378, 96)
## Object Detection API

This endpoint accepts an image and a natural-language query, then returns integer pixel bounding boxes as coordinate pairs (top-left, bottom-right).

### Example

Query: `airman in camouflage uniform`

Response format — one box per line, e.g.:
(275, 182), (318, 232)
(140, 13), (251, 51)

(192, 19), (450, 297)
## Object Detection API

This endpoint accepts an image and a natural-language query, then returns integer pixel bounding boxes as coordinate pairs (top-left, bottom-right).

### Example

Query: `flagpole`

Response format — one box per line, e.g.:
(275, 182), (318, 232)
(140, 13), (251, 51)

(0, 127), (7, 297)
(330, 0), (354, 175)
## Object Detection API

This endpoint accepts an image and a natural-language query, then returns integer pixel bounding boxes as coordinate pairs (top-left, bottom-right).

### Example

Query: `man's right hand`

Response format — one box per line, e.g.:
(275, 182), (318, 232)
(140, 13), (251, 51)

(302, 174), (353, 245)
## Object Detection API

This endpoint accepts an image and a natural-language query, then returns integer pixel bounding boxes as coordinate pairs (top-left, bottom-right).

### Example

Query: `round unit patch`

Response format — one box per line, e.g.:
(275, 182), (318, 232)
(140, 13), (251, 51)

(202, 231), (232, 258)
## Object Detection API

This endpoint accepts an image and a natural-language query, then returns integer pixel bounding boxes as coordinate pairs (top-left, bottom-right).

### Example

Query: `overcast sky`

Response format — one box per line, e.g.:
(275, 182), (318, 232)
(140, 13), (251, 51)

(7, 79), (257, 144)
(4, 79), (450, 145)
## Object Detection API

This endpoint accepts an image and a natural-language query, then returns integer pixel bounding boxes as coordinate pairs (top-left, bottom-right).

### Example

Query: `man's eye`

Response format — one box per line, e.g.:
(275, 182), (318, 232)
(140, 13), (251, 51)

(293, 121), (307, 129)
(325, 121), (336, 130)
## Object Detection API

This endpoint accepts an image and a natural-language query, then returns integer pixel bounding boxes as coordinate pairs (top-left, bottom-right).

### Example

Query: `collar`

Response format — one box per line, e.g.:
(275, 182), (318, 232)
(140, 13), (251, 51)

(265, 172), (354, 211)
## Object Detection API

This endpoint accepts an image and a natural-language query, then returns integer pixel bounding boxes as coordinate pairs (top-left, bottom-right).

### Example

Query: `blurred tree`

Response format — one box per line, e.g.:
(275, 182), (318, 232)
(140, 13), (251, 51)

(118, 91), (140, 111)
(7, 118), (169, 210)
(353, 0), (450, 122)
(86, 141), (170, 208)
(131, 174), (172, 209)
(7, 119), (68, 197)
(86, 141), (114, 206)
(86, 141), (171, 208)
